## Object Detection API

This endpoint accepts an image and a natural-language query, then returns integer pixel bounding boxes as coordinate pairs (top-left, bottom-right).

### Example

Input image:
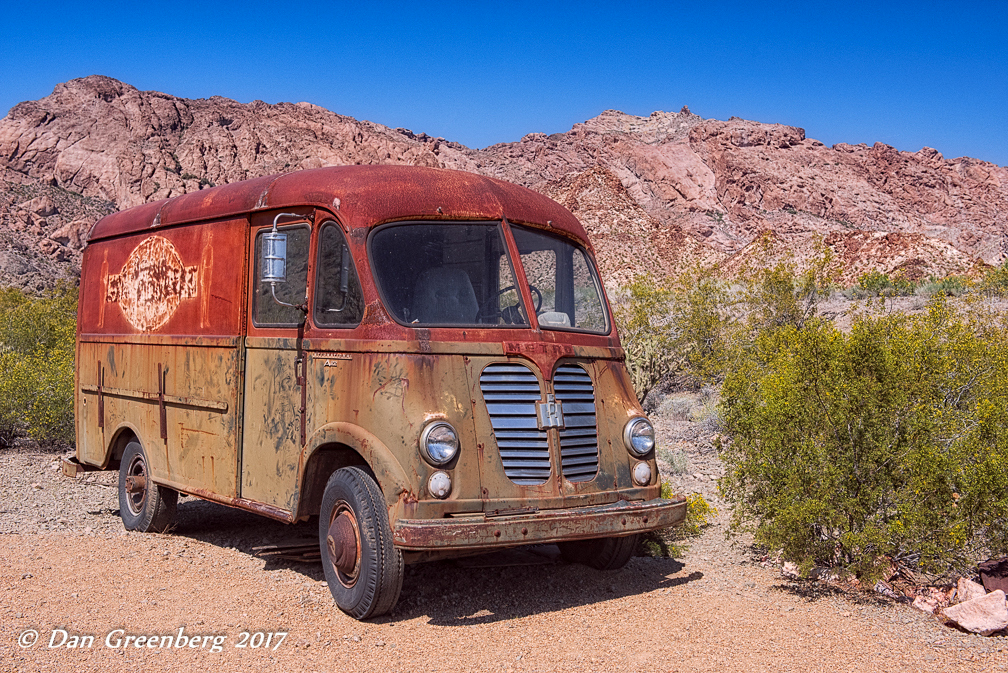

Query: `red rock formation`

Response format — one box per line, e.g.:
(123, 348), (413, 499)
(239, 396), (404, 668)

(1, 76), (1005, 290)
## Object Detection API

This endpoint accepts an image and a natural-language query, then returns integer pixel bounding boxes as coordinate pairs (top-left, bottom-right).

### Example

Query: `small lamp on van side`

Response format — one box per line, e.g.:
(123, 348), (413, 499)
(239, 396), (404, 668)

(262, 212), (304, 310)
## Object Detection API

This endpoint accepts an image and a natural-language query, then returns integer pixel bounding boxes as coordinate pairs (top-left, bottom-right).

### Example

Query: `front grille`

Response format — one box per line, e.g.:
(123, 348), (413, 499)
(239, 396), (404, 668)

(479, 363), (551, 485)
(554, 364), (599, 482)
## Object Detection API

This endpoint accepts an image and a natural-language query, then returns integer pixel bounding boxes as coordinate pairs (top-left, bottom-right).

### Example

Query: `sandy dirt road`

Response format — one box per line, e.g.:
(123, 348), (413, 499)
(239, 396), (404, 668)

(1, 454), (1006, 673)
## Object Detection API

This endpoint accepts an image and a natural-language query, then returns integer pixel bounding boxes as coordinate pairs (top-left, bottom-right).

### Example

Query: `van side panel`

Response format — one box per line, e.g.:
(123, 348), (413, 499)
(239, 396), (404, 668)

(240, 337), (302, 510)
(76, 218), (248, 499)
(77, 220), (246, 337)
(77, 339), (241, 496)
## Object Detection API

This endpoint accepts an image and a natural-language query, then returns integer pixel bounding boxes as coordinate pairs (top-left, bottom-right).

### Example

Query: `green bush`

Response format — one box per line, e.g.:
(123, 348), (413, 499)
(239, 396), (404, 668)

(641, 487), (717, 557)
(614, 269), (738, 397)
(978, 262), (1008, 297)
(916, 275), (971, 297)
(613, 275), (679, 401)
(743, 251), (834, 333)
(719, 296), (1008, 581)
(671, 270), (736, 385)
(0, 286), (77, 448)
(616, 257), (831, 396)
(853, 270), (917, 298)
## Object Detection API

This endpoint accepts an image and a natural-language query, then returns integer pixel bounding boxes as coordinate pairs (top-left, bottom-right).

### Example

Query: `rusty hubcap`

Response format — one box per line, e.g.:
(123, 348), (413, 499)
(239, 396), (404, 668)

(327, 503), (361, 588)
(124, 454), (148, 516)
(124, 474), (147, 494)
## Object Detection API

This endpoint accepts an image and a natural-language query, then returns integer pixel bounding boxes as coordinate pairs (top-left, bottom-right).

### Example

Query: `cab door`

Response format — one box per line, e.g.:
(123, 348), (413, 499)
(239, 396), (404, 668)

(240, 210), (313, 513)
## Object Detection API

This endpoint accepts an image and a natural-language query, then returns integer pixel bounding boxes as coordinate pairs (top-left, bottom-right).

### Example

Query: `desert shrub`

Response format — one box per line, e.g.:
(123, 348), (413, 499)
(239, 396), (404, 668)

(719, 296), (1008, 581)
(977, 262), (1008, 297)
(852, 270), (917, 298)
(641, 487), (717, 557)
(662, 448), (689, 475)
(670, 270), (737, 385)
(613, 274), (679, 402)
(614, 269), (732, 399)
(676, 491), (718, 538)
(743, 249), (834, 332)
(916, 275), (971, 297)
(0, 286), (77, 448)
(617, 259), (832, 395)
(656, 395), (694, 421)
(691, 386), (724, 436)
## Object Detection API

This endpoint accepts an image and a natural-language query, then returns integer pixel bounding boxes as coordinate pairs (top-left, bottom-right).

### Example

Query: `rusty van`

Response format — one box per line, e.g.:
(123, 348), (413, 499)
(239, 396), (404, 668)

(70, 165), (686, 619)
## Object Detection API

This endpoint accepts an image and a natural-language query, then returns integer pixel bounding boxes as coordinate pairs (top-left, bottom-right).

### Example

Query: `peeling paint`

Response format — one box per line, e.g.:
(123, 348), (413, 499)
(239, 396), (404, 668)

(75, 167), (683, 555)
(105, 236), (200, 332)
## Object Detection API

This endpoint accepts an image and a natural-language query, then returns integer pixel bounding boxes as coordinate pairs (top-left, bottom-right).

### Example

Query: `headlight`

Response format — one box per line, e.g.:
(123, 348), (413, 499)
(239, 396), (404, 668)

(419, 421), (459, 466)
(623, 417), (655, 457)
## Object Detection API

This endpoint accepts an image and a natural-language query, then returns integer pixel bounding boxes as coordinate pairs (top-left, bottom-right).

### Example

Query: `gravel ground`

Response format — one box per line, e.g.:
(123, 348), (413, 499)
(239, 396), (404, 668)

(2, 406), (1007, 672)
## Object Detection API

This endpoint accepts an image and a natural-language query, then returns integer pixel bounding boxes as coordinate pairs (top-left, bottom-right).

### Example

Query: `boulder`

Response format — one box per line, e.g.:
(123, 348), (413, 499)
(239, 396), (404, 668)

(955, 577), (987, 604)
(941, 590), (1008, 636)
(21, 194), (57, 217)
(913, 587), (951, 614)
(49, 219), (89, 249)
(978, 557), (1008, 594)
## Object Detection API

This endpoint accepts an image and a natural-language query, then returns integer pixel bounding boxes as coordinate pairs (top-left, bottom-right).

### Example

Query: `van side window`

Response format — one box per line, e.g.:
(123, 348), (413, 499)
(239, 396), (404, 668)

(253, 225), (310, 326)
(314, 223), (364, 327)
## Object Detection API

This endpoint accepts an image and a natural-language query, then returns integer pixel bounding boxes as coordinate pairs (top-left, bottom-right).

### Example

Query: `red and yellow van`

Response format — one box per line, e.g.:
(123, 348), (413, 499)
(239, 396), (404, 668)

(71, 165), (686, 618)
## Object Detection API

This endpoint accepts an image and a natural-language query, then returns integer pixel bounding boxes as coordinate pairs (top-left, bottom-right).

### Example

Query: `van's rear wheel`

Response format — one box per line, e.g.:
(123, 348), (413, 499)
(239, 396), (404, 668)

(558, 534), (640, 570)
(319, 467), (403, 620)
(118, 440), (177, 533)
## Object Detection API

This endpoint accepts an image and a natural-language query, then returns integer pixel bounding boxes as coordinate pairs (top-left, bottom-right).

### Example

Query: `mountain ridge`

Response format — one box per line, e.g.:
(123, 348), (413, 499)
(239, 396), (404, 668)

(1, 75), (1005, 291)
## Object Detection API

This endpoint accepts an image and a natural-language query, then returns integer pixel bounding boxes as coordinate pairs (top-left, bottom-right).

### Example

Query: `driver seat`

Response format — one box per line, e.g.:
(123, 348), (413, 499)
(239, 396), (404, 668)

(410, 268), (479, 324)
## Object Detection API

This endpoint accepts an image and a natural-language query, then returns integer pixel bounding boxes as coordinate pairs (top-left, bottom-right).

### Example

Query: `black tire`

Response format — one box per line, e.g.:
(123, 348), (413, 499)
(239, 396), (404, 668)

(558, 534), (641, 570)
(118, 440), (177, 533)
(319, 467), (403, 620)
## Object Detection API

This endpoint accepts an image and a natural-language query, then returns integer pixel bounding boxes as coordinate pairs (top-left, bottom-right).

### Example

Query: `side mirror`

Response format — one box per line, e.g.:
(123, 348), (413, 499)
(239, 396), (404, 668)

(261, 230), (288, 283)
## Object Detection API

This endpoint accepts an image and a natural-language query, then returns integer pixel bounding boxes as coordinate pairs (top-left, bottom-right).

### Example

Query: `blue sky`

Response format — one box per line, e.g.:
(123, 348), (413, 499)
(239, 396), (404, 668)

(2, 1), (1006, 165)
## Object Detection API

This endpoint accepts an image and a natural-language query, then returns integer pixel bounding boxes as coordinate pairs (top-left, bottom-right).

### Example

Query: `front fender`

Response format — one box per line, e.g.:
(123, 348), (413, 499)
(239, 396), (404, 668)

(300, 422), (415, 512)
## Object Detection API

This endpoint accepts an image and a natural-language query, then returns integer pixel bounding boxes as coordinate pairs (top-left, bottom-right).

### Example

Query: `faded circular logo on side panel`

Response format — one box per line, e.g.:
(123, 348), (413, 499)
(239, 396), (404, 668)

(105, 236), (199, 332)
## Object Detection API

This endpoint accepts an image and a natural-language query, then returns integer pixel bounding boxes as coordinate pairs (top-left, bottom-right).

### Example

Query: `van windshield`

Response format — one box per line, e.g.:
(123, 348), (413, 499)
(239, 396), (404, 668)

(370, 222), (528, 327)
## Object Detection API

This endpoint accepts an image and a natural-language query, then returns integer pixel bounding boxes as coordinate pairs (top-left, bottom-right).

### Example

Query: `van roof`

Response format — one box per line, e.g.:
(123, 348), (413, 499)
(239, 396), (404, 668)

(87, 165), (591, 249)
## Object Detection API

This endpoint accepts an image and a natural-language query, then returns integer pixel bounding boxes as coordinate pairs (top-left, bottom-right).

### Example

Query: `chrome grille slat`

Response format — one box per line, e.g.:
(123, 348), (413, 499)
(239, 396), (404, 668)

(559, 441), (597, 451)
(480, 363), (551, 485)
(554, 364), (599, 482)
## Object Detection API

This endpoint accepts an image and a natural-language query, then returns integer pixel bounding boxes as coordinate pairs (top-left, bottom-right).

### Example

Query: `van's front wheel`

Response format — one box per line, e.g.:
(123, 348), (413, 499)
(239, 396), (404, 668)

(319, 467), (403, 620)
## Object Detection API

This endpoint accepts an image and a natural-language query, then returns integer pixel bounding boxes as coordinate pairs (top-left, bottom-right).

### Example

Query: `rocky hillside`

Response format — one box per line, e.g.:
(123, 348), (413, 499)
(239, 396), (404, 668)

(1, 75), (1005, 290)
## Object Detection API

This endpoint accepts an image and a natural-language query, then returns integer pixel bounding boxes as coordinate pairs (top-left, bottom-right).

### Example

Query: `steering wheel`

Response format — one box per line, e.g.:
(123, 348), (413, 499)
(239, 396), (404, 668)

(475, 285), (542, 324)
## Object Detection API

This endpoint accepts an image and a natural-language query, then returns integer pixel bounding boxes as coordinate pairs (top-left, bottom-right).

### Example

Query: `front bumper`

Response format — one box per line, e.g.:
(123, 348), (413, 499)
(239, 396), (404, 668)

(392, 496), (687, 551)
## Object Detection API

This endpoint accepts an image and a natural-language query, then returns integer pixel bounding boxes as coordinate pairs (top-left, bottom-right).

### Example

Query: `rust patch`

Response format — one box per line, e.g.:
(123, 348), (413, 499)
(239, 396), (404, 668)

(416, 328), (431, 354)
(327, 511), (359, 573)
(371, 361), (409, 412)
(393, 496), (686, 550)
(98, 251), (109, 328)
(502, 341), (575, 380)
(186, 488), (295, 523)
(105, 235), (200, 332)
(198, 232), (214, 328)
